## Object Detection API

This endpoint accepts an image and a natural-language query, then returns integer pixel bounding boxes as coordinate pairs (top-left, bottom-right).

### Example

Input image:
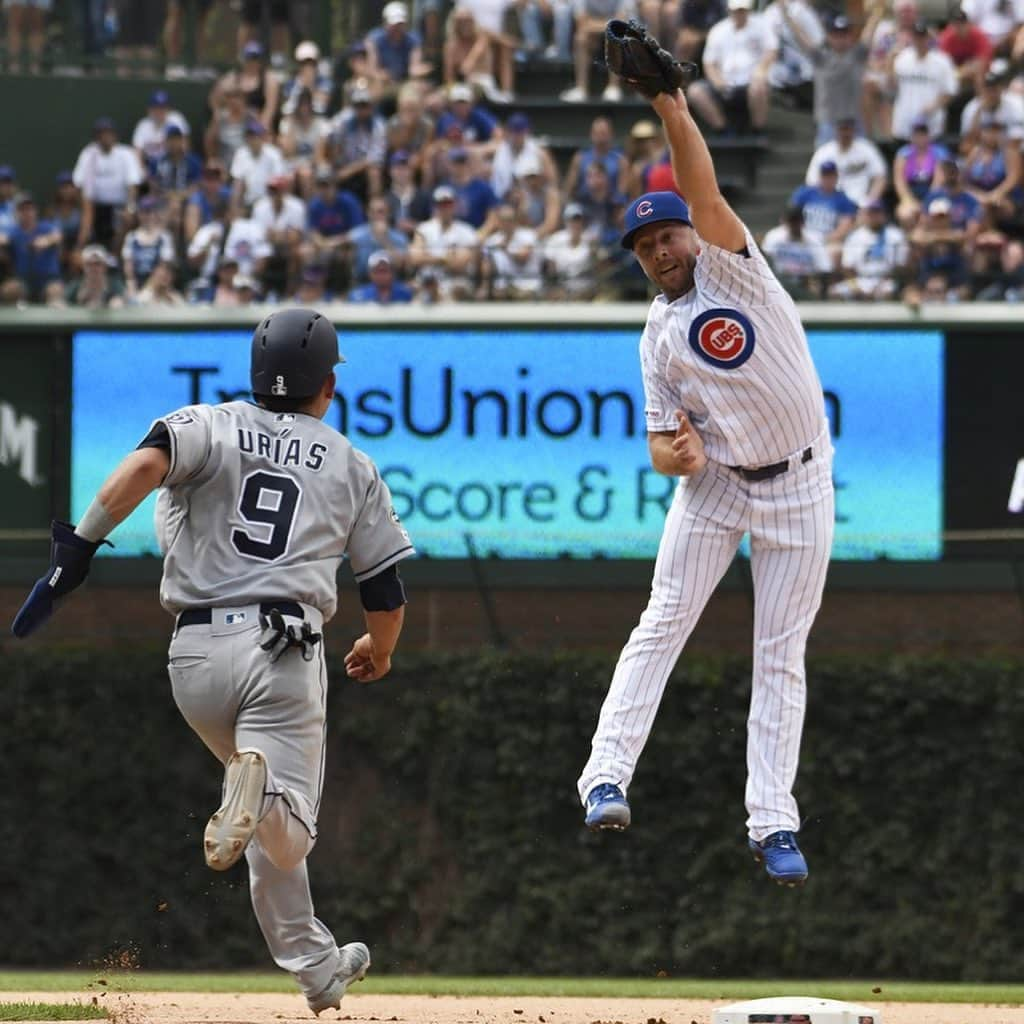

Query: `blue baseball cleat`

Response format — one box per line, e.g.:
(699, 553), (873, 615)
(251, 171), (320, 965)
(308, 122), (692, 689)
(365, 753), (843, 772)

(749, 830), (808, 886)
(584, 783), (631, 831)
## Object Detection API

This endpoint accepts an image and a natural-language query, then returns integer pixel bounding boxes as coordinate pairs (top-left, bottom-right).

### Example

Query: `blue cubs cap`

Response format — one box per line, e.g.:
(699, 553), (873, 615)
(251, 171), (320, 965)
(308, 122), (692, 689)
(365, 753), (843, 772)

(621, 191), (692, 250)
(150, 89), (170, 106)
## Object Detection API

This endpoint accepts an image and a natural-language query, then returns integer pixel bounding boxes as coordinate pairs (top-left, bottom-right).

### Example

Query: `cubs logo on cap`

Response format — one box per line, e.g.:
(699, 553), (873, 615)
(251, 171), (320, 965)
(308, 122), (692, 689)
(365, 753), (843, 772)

(621, 191), (692, 249)
(688, 308), (756, 369)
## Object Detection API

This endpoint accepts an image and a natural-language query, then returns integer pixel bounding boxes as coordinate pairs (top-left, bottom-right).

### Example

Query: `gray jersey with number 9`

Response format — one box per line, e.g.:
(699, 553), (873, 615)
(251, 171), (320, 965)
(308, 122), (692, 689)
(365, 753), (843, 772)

(152, 401), (414, 621)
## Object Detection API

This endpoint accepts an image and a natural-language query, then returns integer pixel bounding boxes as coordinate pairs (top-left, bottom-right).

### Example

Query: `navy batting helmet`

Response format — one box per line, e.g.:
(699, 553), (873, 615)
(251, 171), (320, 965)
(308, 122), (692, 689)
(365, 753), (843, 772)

(250, 308), (344, 399)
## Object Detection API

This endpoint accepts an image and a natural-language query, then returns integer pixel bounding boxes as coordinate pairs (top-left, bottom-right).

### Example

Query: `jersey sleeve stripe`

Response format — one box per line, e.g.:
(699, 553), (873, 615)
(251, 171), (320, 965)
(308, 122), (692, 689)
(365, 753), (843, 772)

(351, 544), (416, 583)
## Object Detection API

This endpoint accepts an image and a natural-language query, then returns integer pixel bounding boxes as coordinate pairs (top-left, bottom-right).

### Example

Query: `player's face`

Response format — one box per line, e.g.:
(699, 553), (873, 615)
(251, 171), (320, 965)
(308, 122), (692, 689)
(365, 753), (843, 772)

(631, 222), (698, 299)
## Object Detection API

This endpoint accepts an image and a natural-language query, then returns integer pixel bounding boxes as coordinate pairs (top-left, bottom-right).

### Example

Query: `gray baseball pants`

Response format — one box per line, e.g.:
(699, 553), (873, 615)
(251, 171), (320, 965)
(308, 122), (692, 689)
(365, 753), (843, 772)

(167, 603), (344, 1000)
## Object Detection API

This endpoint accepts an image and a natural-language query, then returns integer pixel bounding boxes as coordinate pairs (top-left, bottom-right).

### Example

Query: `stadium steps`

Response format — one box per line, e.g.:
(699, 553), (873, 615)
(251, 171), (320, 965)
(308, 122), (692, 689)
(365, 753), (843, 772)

(498, 55), (816, 234)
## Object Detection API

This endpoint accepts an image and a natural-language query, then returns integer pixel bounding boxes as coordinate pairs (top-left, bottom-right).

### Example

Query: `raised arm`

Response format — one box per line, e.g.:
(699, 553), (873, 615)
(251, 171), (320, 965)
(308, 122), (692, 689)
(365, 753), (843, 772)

(650, 89), (746, 252)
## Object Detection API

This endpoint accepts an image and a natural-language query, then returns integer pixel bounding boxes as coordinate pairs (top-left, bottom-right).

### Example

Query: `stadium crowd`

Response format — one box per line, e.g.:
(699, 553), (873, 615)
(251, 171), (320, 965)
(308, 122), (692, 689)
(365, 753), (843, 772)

(2, 0), (1024, 306)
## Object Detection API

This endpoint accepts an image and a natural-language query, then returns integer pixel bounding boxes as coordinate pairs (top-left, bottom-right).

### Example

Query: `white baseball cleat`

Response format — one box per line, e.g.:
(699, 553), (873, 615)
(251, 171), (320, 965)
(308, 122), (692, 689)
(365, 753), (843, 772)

(204, 749), (267, 871)
(307, 942), (371, 1015)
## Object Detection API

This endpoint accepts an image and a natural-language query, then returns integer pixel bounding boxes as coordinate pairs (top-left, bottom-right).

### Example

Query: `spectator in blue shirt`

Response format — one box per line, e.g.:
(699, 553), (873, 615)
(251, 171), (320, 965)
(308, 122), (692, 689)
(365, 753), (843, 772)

(925, 156), (982, 240)
(0, 193), (63, 303)
(347, 194), (408, 283)
(48, 170), (82, 275)
(442, 147), (500, 228)
(305, 170), (365, 295)
(365, 2), (431, 92)
(435, 83), (499, 146)
(348, 250), (414, 304)
(150, 125), (203, 234)
(790, 160), (859, 265)
(184, 161), (231, 243)
(565, 116), (628, 201)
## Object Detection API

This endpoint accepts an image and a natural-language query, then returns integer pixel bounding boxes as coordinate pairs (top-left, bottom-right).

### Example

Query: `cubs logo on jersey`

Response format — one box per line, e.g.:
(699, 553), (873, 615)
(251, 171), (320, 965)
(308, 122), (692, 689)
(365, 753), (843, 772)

(688, 308), (756, 369)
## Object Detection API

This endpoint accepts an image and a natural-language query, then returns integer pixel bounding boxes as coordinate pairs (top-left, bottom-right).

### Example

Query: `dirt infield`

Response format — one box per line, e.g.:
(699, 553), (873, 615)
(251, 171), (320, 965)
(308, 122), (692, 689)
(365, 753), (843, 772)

(3, 991), (1021, 1024)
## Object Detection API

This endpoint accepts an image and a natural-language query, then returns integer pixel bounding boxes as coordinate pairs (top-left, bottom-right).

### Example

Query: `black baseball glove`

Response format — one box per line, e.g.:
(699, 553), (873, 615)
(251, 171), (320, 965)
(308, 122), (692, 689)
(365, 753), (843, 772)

(11, 521), (111, 638)
(604, 19), (697, 98)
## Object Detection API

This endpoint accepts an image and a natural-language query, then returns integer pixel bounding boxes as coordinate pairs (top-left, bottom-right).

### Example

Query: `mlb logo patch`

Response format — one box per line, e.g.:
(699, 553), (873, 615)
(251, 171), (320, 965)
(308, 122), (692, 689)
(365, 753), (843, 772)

(688, 308), (756, 369)
(225, 611), (247, 625)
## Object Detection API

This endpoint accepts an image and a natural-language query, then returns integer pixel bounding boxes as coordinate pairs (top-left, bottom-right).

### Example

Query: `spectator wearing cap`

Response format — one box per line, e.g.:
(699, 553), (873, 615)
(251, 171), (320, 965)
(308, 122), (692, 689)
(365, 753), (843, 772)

(789, 160), (859, 265)
(184, 161), (230, 243)
(135, 260), (186, 307)
(279, 90), (328, 199)
(762, 0), (824, 108)
(387, 84), (437, 175)
(687, 0), (777, 133)
(676, 0), (728, 68)
(962, 115), (1022, 220)
(213, 41), (280, 133)
(340, 44), (377, 105)
(478, 202), (543, 299)
(414, 265), (445, 303)
(230, 119), (287, 210)
(347, 194), (409, 283)
(72, 117), (144, 250)
(559, 0), (631, 103)
(367, 1), (433, 94)
(230, 272), (261, 305)
(0, 166), (18, 236)
(434, 82), (499, 148)
(221, 206), (271, 282)
(253, 174), (307, 294)
(961, 64), (1024, 145)
(625, 120), (666, 197)
(320, 84), (387, 205)
(501, 153), (561, 238)
(291, 265), (332, 304)
(564, 116), (628, 203)
(441, 147), (500, 228)
(760, 205), (833, 298)
(924, 156), (982, 241)
(830, 200), (910, 300)
(132, 90), (191, 165)
(281, 41), (334, 119)
(862, 0), (919, 141)
(938, 8), (994, 102)
(306, 171), (365, 293)
(542, 202), (600, 299)
(962, 0), (1024, 54)
(491, 112), (556, 199)
(66, 244), (124, 309)
(4, 0), (50, 74)
(385, 150), (433, 236)
(893, 120), (951, 227)
(891, 20), (957, 142)
(148, 125), (202, 230)
(805, 117), (887, 207)
(204, 79), (249, 169)
(237, 1), (289, 73)
(121, 196), (176, 299)
(47, 170), (82, 272)
(572, 159), (626, 247)
(409, 184), (479, 299)
(0, 193), (63, 304)
(782, 3), (884, 144)
(348, 250), (415, 304)
(906, 196), (970, 303)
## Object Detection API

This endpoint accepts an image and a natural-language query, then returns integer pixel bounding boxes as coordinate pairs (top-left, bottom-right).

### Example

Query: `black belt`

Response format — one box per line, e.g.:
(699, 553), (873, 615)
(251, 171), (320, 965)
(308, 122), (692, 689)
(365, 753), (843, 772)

(177, 601), (304, 628)
(730, 447), (812, 482)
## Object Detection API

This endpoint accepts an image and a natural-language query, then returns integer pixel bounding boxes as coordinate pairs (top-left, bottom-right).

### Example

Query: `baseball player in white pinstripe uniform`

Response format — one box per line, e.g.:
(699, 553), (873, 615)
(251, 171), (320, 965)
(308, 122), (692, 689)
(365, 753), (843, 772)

(578, 87), (834, 886)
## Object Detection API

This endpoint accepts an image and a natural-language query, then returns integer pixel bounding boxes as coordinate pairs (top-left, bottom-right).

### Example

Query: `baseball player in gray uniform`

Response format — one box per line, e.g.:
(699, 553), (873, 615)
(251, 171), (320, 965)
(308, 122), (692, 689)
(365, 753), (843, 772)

(578, 86), (834, 886)
(12, 308), (414, 1010)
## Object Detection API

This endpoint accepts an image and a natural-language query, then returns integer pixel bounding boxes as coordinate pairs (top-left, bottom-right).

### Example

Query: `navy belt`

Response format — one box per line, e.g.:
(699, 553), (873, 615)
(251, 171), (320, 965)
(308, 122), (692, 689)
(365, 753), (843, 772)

(177, 601), (304, 628)
(730, 447), (812, 482)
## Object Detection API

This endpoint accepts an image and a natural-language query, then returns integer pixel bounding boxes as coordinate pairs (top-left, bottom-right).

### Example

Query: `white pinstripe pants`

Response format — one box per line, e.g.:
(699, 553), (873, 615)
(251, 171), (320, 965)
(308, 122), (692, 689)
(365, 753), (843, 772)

(578, 444), (834, 840)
